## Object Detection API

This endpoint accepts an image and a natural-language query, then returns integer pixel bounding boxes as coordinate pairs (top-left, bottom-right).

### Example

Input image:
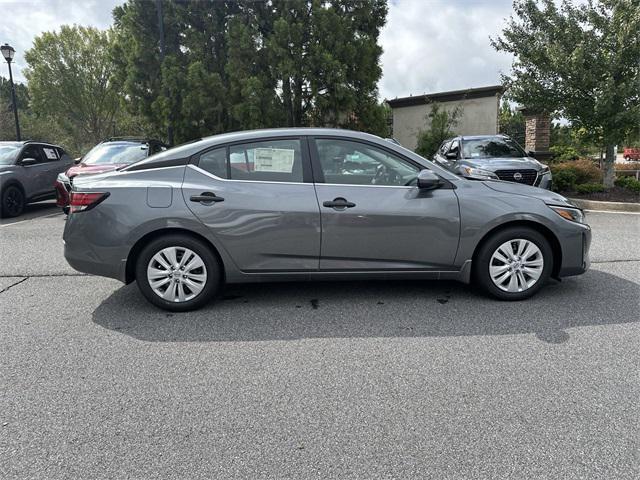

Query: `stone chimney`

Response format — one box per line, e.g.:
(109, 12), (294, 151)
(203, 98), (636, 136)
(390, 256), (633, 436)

(520, 108), (552, 161)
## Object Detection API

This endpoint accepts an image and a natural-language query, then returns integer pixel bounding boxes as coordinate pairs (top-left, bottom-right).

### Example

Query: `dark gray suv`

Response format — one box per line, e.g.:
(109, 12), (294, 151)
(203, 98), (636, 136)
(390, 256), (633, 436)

(434, 135), (552, 189)
(0, 140), (74, 217)
(63, 128), (590, 311)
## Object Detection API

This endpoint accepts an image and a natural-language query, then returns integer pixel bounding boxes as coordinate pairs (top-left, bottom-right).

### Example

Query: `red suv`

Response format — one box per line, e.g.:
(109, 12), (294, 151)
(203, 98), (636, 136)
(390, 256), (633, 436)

(55, 137), (168, 212)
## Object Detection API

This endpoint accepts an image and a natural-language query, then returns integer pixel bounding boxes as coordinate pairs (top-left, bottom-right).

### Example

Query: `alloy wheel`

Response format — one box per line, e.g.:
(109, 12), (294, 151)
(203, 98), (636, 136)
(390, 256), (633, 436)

(4, 187), (24, 217)
(146, 246), (208, 302)
(489, 239), (544, 293)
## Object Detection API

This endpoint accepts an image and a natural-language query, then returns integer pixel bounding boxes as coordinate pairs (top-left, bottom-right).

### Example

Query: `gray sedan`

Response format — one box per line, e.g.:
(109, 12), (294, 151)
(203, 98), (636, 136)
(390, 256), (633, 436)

(433, 135), (553, 189)
(63, 128), (590, 311)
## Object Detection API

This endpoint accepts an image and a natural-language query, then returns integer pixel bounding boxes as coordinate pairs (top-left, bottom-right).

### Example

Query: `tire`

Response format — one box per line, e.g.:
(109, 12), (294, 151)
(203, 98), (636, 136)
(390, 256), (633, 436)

(135, 234), (222, 311)
(1, 184), (25, 218)
(473, 227), (553, 301)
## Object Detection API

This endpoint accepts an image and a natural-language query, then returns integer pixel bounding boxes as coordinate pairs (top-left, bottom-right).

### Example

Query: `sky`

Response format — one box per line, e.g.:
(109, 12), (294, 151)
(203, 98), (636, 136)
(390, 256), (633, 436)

(0, 0), (515, 99)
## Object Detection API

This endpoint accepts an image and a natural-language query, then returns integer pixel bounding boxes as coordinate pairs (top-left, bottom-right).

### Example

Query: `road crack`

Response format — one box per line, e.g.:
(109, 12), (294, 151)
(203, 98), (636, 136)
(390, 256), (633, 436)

(0, 277), (28, 294)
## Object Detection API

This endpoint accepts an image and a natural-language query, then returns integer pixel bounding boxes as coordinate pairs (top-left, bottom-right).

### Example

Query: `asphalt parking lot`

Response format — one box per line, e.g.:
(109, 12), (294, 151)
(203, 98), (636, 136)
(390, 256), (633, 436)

(1, 202), (639, 479)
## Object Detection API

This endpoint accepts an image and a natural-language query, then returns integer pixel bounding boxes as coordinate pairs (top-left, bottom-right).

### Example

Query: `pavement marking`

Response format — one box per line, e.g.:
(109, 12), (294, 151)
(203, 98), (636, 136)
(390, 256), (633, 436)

(584, 209), (640, 215)
(0, 212), (62, 228)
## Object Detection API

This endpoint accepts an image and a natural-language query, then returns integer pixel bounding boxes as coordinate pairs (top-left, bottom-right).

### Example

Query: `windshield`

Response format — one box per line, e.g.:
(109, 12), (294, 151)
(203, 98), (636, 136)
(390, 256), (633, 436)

(462, 138), (526, 159)
(82, 143), (149, 165)
(0, 145), (20, 165)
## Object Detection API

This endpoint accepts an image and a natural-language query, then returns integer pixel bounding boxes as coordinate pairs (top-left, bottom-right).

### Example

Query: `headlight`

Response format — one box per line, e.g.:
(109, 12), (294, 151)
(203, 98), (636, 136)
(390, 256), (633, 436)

(540, 165), (550, 174)
(549, 205), (585, 224)
(460, 166), (499, 180)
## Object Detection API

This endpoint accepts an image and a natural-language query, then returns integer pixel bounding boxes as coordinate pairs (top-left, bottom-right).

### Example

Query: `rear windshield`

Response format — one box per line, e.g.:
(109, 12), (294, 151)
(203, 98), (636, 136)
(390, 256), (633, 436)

(0, 145), (20, 165)
(82, 143), (149, 165)
(462, 138), (526, 159)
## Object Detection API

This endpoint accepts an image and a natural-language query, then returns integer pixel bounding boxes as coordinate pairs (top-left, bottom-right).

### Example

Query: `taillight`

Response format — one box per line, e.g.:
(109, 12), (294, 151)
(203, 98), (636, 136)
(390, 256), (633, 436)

(69, 192), (110, 213)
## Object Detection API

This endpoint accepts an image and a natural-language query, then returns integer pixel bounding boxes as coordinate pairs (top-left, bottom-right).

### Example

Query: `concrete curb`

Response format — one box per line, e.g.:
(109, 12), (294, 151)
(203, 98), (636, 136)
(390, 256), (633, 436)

(569, 198), (640, 213)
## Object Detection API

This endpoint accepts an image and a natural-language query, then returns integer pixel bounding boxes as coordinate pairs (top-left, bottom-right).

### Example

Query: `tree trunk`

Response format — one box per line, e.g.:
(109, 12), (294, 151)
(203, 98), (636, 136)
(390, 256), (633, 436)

(603, 144), (616, 188)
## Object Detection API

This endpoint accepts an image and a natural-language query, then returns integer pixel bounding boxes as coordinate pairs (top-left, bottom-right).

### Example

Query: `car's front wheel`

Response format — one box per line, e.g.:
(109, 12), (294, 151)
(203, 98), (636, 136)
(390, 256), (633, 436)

(135, 234), (222, 311)
(474, 227), (553, 300)
(1, 184), (25, 218)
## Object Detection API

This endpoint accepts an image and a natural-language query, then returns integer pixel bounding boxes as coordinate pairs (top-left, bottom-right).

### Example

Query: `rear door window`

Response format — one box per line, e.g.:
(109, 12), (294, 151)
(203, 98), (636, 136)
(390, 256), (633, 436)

(41, 146), (60, 162)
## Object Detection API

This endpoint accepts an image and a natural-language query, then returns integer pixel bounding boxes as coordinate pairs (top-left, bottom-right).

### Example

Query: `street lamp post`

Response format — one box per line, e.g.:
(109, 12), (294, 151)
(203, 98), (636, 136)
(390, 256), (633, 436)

(1, 43), (21, 141)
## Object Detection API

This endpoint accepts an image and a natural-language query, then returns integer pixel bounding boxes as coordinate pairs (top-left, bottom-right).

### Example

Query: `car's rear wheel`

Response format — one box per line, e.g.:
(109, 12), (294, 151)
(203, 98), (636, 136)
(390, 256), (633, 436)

(135, 234), (221, 311)
(1, 184), (25, 218)
(474, 227), (553, 300)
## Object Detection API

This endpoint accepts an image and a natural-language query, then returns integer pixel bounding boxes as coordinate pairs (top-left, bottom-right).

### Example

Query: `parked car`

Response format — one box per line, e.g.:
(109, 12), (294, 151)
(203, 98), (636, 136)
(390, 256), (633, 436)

(433, 134), (553, 189)
(63, 128), (590, 311)
(622, 147), (640, 161)
(55, 137), (168, 212)
(0, 140), (74, 218)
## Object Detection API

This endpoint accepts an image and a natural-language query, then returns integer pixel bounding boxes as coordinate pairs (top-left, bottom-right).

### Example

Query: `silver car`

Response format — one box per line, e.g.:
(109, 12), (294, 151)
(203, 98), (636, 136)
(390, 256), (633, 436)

(63, 128), (590, 311)
(0, 141), (74, 217)
(433, 135), (553, 189)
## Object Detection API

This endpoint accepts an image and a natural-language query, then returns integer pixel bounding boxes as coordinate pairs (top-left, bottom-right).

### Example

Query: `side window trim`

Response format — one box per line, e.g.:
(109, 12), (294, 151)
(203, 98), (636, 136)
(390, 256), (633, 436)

(191, 136), (313, 184)
(309, 136), (425, 186)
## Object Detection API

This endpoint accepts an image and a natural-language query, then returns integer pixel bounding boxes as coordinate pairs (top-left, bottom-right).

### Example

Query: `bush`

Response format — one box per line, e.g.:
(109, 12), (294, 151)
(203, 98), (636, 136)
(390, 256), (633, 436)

(552, 169), (577, 192)
(615, 161), (640, 171)
(575, 183), (606, 194)
(615, 175), (640, 193)
(549, 145), (580, 162)
(550, 159), (602, 192)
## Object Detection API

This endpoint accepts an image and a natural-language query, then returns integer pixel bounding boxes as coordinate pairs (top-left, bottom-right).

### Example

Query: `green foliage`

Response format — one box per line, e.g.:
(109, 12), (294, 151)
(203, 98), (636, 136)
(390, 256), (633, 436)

(575, 183), (607, 194)
(549, 145), (580, 162)
(498, 100), (525, 146)
(415, 103), (461, 159)
(551, 169), (577, 192)
(614, 175), (640, 193)
(0, 78), (29, 141)
(23, 26), (122, 153)
(492, 0), (640, 187)
(113, 0), (389, 144)
(551, 159), (603, 191)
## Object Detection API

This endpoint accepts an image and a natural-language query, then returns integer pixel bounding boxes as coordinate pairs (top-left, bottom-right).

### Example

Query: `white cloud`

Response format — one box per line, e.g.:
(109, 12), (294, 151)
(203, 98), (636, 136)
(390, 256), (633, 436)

(0, 0), (121, 82)
(379, 0), (514, 99)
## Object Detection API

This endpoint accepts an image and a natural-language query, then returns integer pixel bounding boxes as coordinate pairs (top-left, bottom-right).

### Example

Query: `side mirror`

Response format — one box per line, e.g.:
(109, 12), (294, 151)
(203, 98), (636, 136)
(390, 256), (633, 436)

(527, 150), (536, 158)
(445, 151), (458, 160)
(20, 157), (37, 166)
(417, 169), (442, 190)
(74, 157), (82, 164)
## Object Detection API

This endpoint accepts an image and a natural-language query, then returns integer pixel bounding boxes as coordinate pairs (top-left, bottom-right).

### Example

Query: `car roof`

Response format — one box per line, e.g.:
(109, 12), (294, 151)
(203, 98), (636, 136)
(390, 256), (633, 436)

(0, 140), (63, 148)
(458, 134), (510, 141)
(103, 137), (165, 144)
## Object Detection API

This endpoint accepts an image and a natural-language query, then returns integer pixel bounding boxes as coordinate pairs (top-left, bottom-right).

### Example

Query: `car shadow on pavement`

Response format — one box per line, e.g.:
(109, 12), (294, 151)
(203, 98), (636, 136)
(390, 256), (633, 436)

(92, 268), (639, 344)
(0, 200), (59, 225)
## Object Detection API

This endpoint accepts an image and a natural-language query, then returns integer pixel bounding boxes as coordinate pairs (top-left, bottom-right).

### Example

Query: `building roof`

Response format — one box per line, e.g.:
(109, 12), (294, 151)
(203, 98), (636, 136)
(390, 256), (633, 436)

(386, 85), (504, 108)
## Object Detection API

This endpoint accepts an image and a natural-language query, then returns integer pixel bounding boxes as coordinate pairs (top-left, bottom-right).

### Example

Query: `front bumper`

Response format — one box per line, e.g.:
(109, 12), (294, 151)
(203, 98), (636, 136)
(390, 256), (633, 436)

(558, 223), (591, 277)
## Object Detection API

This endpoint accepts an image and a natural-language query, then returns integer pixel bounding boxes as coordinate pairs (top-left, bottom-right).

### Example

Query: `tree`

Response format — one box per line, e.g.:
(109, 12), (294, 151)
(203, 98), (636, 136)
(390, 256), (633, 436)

(112, 0), (389, 144)
(492, 0), (640, 187)
(415, 103), (462, 159)
(0, 77), (29, 140)
(23, 26), (122, 153)
(498, 100), (525, 146)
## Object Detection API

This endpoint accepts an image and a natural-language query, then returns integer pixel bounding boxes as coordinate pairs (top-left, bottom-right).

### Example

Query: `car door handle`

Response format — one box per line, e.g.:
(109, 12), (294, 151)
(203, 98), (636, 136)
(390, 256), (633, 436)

(323, 198), (356, 209)
(190, 192), (224, 204)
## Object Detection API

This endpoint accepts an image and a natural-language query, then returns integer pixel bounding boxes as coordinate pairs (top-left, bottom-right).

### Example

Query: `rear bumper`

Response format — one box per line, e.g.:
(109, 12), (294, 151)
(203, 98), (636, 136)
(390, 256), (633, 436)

(63, 212), (128, 283)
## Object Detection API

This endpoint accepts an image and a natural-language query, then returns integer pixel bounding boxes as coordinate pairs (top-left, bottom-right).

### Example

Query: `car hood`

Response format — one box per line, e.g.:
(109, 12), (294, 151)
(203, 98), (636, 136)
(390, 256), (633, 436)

(461, 156), (544, 170)
(67, 163), (128, 178)
(483, 180), (574, 206)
